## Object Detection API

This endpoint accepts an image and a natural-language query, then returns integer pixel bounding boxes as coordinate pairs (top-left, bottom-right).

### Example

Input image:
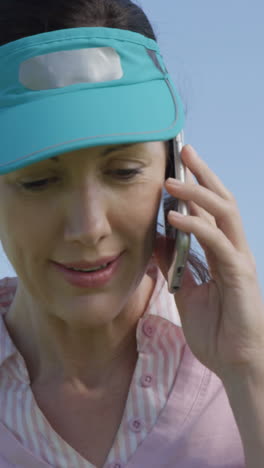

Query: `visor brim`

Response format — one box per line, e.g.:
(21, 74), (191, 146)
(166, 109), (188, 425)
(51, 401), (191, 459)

(0, 79), (184, 174)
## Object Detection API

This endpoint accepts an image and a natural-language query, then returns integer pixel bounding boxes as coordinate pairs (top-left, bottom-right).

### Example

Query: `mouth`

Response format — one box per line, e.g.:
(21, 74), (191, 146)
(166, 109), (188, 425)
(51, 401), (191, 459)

(51, 252), (124, 288)
(55, 253), (122, 271)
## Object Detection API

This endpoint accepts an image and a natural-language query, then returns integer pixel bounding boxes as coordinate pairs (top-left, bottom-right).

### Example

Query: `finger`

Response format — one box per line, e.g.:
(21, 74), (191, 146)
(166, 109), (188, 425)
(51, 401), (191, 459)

(181, 145), (234, 201)
(167, 210), (239, 272)
(168, 210), (257, 285)
(185, 168), (217, 227)
(185, 167), (196, 185)
(189, 200), (217, 228)
(165, 179), (249, 255)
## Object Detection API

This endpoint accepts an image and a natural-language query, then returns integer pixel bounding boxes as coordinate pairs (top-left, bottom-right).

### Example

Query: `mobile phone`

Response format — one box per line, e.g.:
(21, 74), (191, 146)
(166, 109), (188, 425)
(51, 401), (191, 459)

(157, 131), (191, 292)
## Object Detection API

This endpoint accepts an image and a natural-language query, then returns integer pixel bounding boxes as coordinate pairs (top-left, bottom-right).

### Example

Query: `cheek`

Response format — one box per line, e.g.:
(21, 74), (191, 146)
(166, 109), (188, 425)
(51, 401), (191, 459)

(115, 183), (162, 244)
(0, 197), (51, 269)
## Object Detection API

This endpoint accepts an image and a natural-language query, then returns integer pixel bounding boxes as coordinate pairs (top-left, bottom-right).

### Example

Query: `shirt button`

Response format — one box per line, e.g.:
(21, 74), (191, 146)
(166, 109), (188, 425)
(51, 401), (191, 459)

(129, 418), (144, 433)
(143, 319), (156, 337)
(140, 374), (153, 388)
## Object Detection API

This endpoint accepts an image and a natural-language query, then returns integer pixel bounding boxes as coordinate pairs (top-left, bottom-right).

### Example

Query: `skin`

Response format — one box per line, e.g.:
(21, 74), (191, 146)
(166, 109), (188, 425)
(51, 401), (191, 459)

(160, 146), (264, 379)
(1, 142), (264, 467)
(0, 141), (167, 390)
(159, 145), (264, 468)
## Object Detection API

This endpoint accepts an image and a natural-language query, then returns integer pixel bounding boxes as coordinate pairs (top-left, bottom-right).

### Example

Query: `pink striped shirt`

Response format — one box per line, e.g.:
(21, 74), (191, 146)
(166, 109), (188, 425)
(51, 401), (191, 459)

(0, 265), (186, 468)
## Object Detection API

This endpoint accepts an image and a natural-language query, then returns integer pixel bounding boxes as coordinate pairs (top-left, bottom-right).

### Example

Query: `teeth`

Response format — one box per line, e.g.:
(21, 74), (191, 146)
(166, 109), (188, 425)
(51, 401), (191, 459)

(70, 264), (108, 273)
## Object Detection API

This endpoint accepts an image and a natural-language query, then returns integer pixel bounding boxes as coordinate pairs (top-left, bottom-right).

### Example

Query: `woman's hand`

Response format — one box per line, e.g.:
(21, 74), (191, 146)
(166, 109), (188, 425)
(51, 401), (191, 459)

(154, 144), (264, 382)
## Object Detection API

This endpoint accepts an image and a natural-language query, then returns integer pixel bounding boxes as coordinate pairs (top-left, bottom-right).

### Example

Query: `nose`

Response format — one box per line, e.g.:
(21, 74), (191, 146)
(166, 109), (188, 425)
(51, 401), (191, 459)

(64, 183), (112, 246)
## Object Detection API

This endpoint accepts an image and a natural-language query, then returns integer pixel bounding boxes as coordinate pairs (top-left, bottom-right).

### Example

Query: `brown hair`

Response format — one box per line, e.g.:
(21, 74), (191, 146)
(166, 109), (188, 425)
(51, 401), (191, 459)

(0, 0), (212, 284)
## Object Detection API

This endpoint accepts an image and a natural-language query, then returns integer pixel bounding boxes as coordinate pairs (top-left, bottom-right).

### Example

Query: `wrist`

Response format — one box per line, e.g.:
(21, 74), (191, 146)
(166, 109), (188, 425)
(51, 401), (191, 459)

(221, 360), (264, 394)
(222, 366), (264, 415)
(221, 364), (264, 468)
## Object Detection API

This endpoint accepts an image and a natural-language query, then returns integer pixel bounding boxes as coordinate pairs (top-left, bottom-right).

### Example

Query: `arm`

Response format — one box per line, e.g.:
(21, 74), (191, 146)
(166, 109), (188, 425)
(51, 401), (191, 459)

(224, 367), (264, 468)
(154, 144), (264, 467)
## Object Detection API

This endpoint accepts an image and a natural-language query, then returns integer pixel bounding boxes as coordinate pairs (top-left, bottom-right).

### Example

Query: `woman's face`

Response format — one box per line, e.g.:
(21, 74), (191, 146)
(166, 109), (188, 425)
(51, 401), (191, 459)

(0, 142), (167, 327)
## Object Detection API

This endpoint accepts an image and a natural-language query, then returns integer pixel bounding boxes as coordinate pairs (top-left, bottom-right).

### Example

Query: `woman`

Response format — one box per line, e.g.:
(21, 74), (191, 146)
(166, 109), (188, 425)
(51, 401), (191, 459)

(0, 1), (263, 467)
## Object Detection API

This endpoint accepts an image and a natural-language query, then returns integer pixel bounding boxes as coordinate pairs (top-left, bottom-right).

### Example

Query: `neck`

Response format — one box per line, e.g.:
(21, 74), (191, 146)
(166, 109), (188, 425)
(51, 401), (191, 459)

(4, 273), (155, 390)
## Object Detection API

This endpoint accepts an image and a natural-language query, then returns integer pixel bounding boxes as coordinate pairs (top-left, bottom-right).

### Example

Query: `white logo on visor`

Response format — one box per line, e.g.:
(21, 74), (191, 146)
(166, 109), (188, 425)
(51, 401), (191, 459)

(19, 47), (123, 90)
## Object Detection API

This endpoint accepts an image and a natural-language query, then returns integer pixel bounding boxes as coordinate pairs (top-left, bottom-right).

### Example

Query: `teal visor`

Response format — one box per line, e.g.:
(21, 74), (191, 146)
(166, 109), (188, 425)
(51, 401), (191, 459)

(0, 27), (185, 174)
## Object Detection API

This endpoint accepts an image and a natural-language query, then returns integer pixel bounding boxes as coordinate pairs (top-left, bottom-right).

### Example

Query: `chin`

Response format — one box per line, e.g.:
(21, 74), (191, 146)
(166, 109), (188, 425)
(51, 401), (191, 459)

(52, 294), (125, 328)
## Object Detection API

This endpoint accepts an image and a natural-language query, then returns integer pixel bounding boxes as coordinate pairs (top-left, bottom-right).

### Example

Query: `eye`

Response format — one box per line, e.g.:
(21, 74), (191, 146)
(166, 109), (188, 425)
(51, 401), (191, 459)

(20, 177), (58, 191)
(111, 168), (142, 179)
(19, 168), (143, 192)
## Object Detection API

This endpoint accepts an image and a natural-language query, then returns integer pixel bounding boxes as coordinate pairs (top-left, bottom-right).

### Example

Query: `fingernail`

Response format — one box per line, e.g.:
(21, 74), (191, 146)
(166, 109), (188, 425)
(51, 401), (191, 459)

(166, 178), (182, 185)
(169, 210), (184, 218)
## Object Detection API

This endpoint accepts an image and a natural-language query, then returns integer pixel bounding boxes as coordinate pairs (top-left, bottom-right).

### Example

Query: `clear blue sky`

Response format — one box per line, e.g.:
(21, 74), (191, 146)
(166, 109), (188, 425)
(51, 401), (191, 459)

(0, 0), (263, 291)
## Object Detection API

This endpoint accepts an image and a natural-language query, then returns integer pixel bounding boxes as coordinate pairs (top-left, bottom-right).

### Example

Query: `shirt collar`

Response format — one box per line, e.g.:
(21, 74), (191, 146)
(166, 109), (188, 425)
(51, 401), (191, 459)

(143, 264), (182, 328)
(0, 280), (18, 367)
(0, 313), (17, 367)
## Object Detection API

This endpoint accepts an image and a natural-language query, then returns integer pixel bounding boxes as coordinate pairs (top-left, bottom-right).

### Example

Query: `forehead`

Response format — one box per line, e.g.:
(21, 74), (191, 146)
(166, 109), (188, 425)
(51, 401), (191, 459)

(48, 141), (167, 164)
(1, 141), (167, 179)
(49, 143), (140, 164)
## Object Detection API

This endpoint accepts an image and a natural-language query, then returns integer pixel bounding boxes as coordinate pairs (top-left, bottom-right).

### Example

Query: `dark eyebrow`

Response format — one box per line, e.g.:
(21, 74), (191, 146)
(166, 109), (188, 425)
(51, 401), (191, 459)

(49, 144), (137, 163)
